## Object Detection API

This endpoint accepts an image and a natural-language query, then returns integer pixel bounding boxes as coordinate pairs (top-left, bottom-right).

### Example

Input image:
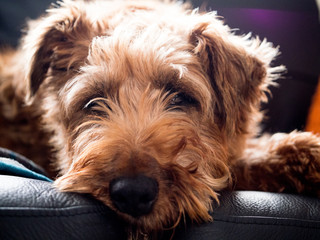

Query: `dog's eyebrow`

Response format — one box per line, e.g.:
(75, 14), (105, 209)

(62, 73), (107, 110)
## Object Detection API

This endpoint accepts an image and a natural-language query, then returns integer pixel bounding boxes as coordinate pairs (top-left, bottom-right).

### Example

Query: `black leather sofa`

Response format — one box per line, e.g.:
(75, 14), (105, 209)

(1, 174), (320, 239)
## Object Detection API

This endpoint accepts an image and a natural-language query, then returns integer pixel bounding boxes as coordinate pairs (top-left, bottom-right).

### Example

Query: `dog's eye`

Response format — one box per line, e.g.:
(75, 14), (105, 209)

(168, 93), (197, 111)
(170, 94), (184, 106)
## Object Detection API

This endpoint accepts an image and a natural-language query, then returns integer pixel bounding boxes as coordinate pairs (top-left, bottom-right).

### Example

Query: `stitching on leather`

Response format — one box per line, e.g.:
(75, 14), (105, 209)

(213, 217), (320, 229)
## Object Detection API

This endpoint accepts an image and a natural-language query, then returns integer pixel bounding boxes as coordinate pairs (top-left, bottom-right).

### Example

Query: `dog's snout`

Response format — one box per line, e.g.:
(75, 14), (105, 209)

(110, 175), (158, 217)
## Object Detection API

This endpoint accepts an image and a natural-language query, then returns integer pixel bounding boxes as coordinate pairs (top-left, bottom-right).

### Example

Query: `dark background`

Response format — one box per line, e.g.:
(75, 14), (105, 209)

(192, 0), (320, 133)
(1, 0), (319, 134)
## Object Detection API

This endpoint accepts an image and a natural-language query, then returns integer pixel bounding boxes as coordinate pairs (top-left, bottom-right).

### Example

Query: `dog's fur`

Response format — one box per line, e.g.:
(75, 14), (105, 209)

(1, 0), (320, 237)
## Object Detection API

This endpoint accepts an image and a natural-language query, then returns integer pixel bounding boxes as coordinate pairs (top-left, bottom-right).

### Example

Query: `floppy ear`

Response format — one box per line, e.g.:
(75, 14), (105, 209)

(190, 21), (284, 136)
(23, 2), (99, 97)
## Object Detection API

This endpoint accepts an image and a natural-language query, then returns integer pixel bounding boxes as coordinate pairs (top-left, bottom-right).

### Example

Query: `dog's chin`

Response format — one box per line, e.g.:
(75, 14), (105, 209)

(54, 174), (180, 234)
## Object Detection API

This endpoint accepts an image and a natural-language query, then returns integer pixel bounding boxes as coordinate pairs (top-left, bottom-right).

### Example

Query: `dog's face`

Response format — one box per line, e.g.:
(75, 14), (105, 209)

(23, 0), (282, 233)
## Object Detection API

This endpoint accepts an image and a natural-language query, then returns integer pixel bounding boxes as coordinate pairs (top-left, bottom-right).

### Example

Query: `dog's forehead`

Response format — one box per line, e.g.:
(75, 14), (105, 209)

(71, 24), (209, 90)
(87, 23), (194, 74)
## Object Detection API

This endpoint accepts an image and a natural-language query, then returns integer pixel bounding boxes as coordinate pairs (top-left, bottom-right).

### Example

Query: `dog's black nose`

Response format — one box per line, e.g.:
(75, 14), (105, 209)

(109, 175), (158, 217)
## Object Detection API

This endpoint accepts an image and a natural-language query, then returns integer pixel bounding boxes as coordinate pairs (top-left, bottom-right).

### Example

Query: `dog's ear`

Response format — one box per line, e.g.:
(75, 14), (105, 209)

(24, 2), (98, 97)
(190, 21), (284, 136)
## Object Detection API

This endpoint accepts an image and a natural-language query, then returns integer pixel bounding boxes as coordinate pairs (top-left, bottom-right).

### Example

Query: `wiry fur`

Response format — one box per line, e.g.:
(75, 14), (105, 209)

(1, 0), (320, 238)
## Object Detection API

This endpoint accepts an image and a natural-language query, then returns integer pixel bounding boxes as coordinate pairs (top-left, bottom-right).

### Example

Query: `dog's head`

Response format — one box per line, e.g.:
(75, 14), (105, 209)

(23, 0), (283, 234)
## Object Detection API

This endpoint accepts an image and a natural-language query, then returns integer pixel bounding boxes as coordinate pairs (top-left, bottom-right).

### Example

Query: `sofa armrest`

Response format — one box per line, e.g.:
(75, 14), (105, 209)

(174, 191), (320, 240)
(1, 175), (320, 240)
(0, 175), (126, 240)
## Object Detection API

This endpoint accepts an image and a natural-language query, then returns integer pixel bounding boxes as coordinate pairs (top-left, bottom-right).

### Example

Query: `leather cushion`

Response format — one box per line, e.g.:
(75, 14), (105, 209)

(1, 175), (320, 240)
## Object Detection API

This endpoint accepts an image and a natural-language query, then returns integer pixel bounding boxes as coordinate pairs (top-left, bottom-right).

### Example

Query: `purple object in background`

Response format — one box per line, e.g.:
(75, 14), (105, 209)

(220, 8), (319, 78)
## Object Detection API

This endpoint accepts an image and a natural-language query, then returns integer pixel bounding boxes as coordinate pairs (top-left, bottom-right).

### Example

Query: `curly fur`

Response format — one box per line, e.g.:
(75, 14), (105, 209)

(1, 0), (319, 238)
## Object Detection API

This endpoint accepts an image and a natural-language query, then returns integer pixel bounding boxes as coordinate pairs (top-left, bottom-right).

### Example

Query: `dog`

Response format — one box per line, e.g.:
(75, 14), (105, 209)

(1, 0), (320, 238)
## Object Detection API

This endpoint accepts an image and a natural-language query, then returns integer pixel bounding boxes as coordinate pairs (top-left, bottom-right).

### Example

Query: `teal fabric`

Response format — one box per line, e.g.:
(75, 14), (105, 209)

(0, 148), (52, 182)
(0, 157), (52, 182)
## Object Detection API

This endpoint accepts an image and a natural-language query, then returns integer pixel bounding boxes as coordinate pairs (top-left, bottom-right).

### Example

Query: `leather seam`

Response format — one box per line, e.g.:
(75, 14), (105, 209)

(213, 217), (320, 229)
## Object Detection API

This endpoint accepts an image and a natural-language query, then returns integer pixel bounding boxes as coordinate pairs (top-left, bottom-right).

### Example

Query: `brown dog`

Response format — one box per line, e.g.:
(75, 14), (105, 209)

(1, 0), (320, 237)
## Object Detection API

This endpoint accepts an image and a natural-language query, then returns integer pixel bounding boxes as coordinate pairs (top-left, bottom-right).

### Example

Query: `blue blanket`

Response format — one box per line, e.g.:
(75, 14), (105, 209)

(0, 148), (52, 182)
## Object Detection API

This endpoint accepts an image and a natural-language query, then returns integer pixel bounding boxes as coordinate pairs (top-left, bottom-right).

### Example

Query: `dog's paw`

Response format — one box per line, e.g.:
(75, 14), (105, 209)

(270, 131), (320, 197)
